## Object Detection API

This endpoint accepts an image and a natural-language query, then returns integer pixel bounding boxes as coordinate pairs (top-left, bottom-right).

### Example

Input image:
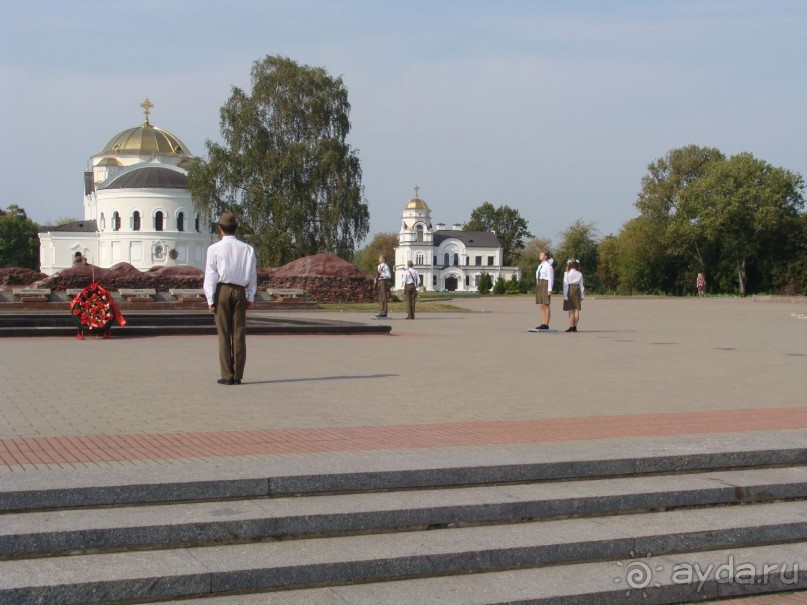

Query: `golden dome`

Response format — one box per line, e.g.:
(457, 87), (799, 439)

(99, 123), (192, 158)
(406, 198), (428, 210)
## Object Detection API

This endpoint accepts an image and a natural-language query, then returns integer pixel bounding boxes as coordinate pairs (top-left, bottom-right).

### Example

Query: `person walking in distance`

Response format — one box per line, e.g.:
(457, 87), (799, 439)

(696, 272), (706, 297)
(563, 259), (584, 332)
(375, 255), (391, 318)
(535, 250), (554, 330)
(203, 212), (257, 385)
(403, 260), (419, 319)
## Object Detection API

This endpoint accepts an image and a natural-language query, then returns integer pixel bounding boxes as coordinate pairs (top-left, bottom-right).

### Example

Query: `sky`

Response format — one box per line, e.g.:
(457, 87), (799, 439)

(1, 0), (805, 247)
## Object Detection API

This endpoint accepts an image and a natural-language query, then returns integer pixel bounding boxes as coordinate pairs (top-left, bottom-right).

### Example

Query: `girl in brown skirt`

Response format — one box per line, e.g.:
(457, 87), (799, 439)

(563, 260), (584, 332)
(535, 251), (554, 329)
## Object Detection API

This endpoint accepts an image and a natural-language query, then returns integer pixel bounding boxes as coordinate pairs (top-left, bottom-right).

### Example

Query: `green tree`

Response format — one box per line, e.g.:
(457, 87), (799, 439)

(187, 55), (370, 266)
(464, 202), (533, 265)
(505, 275), (521, 294)
(492, 275), (506, 294)
(353, 232), (398, 276)
(478, 272), (493, 294)
(0, 205), (40, 270)
(54, 216), (80, 226)
(636, 145), (725, 276)
(678, 153), (804, 296)
(613, 217), (673, 294)
(596, 235), (619, 293)
(769, 213), (807, 295)
(556, 219), (600, 289)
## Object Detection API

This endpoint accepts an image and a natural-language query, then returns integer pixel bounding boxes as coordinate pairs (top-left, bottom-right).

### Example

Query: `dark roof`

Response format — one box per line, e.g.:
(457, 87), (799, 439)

(39, 220), (98, 233)
(432, 230), (501, 248)
(100, 166), (188, 190)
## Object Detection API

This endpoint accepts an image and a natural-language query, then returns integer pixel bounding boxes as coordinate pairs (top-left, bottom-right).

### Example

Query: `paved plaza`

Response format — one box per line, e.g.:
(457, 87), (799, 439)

(1, 296), (805, 473)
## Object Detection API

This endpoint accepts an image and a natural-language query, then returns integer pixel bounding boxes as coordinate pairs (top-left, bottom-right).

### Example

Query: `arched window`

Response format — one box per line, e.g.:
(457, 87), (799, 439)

(99, 212), (105, 231)
(154, 211), (164, 231)
(132, 211), (141, 231)
(416, 225), (424, 242)
(415, 253), (424, 266)
(444, 253), (449, 266)
(113, 211), (121, 231)
(453, 253), (459, 266)
(195, 214), (200, 232)
(177, 212), (184, 232)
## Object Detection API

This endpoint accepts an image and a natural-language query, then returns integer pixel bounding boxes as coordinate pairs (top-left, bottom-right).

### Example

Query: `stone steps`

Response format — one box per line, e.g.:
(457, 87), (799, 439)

(0, 312), (388, 337)
(1, 443), (805, 604)
(163, 543), (807, 605)
(2, 467), (806, 559)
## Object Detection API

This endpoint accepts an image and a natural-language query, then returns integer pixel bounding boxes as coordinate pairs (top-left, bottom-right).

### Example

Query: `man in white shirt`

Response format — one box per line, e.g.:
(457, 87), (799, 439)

(403, 260), (419, 319)
(203, 212), (258, 385)
(535, 251), (554, 329)
(374, 255), (391, 318)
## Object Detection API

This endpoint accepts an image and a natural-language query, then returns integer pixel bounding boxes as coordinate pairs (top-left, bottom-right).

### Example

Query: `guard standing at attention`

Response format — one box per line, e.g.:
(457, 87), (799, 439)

(535, 250), (554, 330)
(203, 212), (257, 385)
(374, 254), (391, 318)
(403, 260), (419, 319)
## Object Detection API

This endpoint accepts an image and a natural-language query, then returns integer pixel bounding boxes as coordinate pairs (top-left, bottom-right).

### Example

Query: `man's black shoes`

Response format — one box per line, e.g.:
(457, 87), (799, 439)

(217, 378), (235, 385)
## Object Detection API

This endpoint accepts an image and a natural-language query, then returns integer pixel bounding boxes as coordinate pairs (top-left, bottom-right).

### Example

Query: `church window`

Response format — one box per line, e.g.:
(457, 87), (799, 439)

(177, 212), (184, 232)
(100, 213), (105, 231)
(466, 275), (471, 286)
(453, 253), (459, 266)
(432, 275), (437, 287)
(475, 255), (482, 266)
(433, 255), (437, 266)
(444, 253), (449, 266)
(195, 214), (200, 232)
(113, 212), (121, 231)
(132, 211), (141, 231)
(416, 224), (424, 242)
(155, 211), (164, 232)
(415, 253), (424, 266)
(474, 275), (480, 286)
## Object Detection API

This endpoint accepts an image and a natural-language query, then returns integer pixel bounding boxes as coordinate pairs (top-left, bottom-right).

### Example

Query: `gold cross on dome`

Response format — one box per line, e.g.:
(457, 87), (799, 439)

(414, 185), (420, 199)
(140, 98), (154, 125)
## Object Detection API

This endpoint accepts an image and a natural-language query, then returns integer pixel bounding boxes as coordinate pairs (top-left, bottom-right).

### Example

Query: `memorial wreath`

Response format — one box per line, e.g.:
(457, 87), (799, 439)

(70, 283), (126, 339)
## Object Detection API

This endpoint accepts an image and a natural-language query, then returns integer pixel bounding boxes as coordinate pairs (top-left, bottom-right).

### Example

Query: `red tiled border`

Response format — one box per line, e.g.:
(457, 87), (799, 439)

(1, 406), (806, 471)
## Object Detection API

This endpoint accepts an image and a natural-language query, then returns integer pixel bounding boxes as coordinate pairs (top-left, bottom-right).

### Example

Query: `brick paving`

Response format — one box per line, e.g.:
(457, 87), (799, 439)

(2, 406), (807, 471)
(1, 296), (805, 473)
(0, 296), (806, 602)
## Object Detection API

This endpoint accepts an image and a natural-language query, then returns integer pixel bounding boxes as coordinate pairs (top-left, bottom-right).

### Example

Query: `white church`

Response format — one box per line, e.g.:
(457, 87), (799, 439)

(38, 99), (213, 275)
(394, 189), (521, 291)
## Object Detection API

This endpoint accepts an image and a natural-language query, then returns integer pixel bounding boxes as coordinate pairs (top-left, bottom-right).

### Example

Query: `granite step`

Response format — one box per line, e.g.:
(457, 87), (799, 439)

(3, 440), (806, 512)
(1, 466), (805, 559)
(1, 501), (805, 604)
(161, 542), (807, 605)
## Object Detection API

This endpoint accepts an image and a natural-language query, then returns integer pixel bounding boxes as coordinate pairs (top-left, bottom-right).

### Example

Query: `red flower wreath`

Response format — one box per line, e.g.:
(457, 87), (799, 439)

(70, 283), (126, 337)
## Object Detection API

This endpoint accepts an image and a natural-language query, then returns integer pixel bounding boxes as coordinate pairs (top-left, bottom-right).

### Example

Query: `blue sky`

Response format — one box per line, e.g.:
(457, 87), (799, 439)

(1, 0), (805, 247)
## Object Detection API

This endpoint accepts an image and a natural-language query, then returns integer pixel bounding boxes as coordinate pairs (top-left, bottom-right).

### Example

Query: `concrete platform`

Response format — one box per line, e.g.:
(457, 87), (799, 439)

(1, 296), (805, 472)
(1, 296), (806, 603)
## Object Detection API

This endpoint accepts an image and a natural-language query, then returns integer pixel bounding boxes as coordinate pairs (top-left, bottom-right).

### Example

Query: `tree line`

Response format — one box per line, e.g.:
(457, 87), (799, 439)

(355, 145), (805, 296)
(4, 55), (805, 297)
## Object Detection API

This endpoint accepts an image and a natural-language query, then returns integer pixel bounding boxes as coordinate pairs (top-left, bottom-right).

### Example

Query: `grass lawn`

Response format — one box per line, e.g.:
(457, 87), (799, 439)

(318, 300), (473, 312)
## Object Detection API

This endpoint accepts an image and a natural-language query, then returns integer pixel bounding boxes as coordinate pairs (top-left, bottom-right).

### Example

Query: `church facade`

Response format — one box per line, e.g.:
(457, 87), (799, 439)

(38, 100), (213, 275)
(394, 190), (521, 291)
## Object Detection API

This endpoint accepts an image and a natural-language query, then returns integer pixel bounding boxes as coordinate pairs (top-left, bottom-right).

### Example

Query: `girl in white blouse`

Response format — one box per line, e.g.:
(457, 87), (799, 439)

(562, 260), (584, 332)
